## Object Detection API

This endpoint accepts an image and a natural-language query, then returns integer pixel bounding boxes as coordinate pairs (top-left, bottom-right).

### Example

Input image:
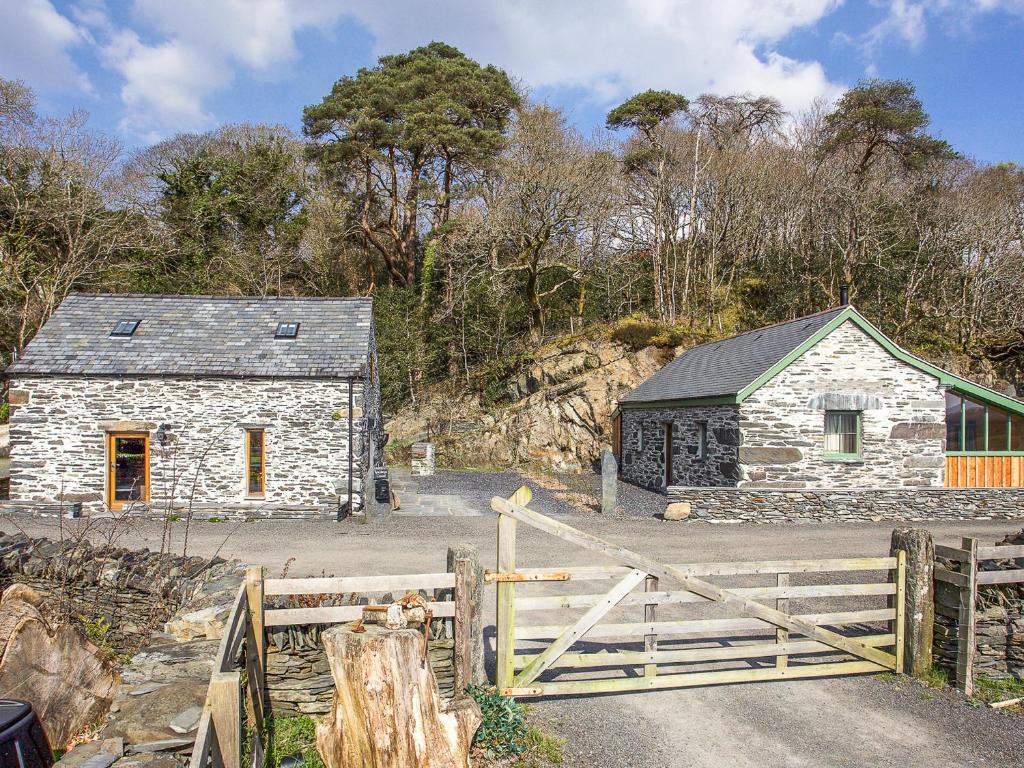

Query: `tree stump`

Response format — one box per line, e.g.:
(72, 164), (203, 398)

(316, 624), (481, 768)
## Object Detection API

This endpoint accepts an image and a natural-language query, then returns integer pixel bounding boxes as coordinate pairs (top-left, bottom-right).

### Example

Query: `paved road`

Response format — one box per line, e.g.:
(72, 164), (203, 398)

(8, 513), (1023, 767)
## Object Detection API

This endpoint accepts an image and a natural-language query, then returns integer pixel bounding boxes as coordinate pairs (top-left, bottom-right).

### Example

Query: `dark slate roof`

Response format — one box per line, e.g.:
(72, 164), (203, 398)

(7, 293), (373, 378)
(620, 307), (849, 404)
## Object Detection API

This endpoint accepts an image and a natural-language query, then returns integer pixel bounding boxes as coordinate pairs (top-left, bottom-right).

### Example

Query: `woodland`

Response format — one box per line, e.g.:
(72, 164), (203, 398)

(2, 42), (1022, 411)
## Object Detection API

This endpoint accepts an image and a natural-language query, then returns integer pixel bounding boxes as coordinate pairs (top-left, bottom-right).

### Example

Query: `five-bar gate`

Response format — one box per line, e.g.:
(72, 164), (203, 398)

(488, 488), (906, 697)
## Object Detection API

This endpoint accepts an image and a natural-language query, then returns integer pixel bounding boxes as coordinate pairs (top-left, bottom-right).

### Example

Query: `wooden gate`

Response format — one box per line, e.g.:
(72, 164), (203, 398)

(488, 488), (906, 697)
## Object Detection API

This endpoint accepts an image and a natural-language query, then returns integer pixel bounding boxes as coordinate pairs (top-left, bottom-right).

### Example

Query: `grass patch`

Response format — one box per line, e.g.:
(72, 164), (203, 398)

(922, 665), (951, 689)
(974, 675), (1024, 711)
(265, 715), (324, 768)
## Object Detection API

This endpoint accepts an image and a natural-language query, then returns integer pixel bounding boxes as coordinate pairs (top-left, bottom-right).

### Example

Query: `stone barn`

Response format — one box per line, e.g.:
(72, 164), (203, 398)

(4, 293), (384, 519)
(612, 303), (1024, 521)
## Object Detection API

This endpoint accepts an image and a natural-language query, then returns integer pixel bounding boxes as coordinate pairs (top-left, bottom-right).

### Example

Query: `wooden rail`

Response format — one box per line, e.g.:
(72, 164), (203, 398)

(491, 488), (905, 698)
(189, 563), (476, 767)
(933, 536), (1024, 695)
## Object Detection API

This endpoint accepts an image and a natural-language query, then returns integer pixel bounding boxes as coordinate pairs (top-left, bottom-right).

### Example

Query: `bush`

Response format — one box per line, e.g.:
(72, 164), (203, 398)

(466, 685), (529, 757)
(610, 317), (686, 350)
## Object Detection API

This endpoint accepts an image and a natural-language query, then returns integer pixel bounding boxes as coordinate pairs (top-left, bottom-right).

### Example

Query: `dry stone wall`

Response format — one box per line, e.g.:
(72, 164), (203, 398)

(739, 321), (946, 488)
(666, 486), (1024, 523)
(7, 375), (369, 519)
(266, 603), (457, 715)
(934, 532), (1024, 682)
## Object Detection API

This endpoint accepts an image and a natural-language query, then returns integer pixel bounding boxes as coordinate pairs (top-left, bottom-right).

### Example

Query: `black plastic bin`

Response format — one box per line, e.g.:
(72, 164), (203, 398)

(0, 700), (52, 768)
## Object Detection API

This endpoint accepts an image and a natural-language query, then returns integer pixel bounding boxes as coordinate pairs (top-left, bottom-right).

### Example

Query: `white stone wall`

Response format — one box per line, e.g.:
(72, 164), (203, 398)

(7, 375), (369, 517)
(619, 405), (740, 490)
(739, 320), (946, 488)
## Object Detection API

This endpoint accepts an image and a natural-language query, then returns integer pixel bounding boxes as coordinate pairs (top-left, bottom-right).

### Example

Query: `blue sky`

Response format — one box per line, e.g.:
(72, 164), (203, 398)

(2, 1), (1023, 163)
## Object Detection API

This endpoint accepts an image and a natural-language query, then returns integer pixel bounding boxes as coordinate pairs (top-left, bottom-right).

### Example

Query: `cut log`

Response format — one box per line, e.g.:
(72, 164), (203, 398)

(316, 624), (481, 768)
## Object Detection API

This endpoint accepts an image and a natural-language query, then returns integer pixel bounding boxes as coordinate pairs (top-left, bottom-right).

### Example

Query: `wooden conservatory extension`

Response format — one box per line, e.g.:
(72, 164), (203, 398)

(945, 388), (1024, 487)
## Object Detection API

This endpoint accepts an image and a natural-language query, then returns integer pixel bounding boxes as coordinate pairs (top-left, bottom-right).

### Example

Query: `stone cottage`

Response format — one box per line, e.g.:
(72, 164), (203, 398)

(3, 293), (384, 519)
(612, 303), (1024, 520)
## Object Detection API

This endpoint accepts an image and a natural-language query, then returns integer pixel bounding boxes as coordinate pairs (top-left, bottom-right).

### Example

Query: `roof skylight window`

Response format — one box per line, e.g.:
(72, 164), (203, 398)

(110, 319), (140, 337)
(275, 322), (300, 339)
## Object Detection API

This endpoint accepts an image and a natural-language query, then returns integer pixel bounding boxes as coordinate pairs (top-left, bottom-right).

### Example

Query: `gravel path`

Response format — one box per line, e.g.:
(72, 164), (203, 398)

(410, 468), (667, 519)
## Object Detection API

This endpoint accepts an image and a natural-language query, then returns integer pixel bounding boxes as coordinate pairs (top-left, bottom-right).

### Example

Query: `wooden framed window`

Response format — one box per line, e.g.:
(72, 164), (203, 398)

(246, 428), (265, 497)
(696, 422), (708, 460)
(824, 411), (861, 459)
(107, 432), (150, 509)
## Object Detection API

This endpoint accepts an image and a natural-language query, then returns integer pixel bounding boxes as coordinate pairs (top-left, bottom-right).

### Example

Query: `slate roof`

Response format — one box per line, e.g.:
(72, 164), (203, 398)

(620, 307), (848, 404)
(7, 293), (373, 378)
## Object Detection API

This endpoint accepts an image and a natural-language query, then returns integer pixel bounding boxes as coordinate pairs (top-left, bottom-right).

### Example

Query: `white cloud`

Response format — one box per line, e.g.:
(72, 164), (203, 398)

(0, 0), (91, 93)
(341, 0), (846, 117)
(79, 0), (348, 140)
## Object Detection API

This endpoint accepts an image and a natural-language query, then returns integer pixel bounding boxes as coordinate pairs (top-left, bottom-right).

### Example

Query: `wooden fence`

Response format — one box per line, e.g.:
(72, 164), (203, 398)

(188, 563), (476, 768)
(489, 488), (905, 697)
(934, 537), (1024, 695)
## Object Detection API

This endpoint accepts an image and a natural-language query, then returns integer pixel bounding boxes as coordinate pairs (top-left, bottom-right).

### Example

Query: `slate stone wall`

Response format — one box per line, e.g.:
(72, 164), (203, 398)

(619, 406), (740, 490)
(738, 321), (946, 488)
(666, 486), (1024, 523)
(6, 375), (371, 518)
(265, 622), (456, 715)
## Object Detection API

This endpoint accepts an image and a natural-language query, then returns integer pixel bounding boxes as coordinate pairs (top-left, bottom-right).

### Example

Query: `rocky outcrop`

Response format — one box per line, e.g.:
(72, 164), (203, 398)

(0, 584), (117, 749)
(387, 337), (671, 472)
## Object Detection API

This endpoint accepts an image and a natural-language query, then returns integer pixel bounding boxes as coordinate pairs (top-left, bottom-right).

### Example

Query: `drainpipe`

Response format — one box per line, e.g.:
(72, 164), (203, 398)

(345, 380), (354, 520)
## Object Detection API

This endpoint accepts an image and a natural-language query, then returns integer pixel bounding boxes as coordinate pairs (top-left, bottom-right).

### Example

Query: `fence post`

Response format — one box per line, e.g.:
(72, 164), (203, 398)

(447, 543), (485, 686)
(453, 556), (473, 695)
(644, 575), (658, 678)
(776, 572), (789, 670)
(209, 671), (242, 768)
(245, 566), (265, 699)
(895, 550), (906, 673)
(956, 537), (979, 695)
(889, 528), (934, 676)
(495, 489), (525, 692)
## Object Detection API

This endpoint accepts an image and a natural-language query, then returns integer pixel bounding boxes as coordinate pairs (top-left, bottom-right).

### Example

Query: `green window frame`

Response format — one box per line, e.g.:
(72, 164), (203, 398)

(824, 410), (861, 459)
(945, 392), (1024, 455)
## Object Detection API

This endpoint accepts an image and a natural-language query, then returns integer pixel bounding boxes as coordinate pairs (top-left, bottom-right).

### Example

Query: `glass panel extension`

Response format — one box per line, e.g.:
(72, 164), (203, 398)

(963, 398), (986, 451)
(1013, 414), (1024, 452)
(945, 392), (962, 451)
(988, 407), (1010, 452)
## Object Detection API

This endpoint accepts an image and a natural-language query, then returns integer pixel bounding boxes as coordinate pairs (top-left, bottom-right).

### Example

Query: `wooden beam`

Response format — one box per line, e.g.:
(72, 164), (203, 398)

(510, 660), (889, 697)
(264, 601), (455, 627)
(894, 550), (906, 674)
(515, 582), (896, 612)
(776, 572), (789, 671)
(484, 570), (570, 583)
(977, 545), (1024, 560)
(453, 557), (473, 696)
(209, 671), (241, 768)
(495, 487), (529, 691)
(490, 496), (898, 670)
(512, 635), (897, 670)
(644, 575), (658, 679)
(507, 558), (897, 581)
(975, 569), (1024, 586)
(515, 609), (896, 641)
(515, 569), (646, 688)
(956, 537), (978, 696)
(264, 572), (455, 596)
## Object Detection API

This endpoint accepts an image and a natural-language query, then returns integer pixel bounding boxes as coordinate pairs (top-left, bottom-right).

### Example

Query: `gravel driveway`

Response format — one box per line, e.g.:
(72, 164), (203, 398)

(8, 498), (1024, 767)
